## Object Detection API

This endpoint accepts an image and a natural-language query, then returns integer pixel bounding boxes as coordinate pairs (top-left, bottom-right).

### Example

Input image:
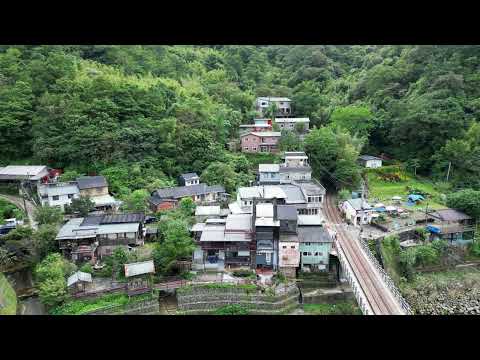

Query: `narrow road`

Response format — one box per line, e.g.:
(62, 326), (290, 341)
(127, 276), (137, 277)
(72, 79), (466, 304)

(324, 194), (404, 315)
(0, 194), (38, 230)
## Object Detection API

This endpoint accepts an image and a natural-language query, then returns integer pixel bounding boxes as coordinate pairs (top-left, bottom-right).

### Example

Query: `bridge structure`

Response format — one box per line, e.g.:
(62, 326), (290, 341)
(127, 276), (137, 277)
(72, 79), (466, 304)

(324, 194), (412, 315)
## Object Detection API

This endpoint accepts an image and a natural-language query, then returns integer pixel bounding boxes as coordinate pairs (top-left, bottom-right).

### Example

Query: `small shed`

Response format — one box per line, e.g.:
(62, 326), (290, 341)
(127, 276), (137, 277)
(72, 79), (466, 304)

(358, 155), (383, 168)
(407, 194), (425, 205)
(67, 271), (93, 293)
(124, 260), (155, 295)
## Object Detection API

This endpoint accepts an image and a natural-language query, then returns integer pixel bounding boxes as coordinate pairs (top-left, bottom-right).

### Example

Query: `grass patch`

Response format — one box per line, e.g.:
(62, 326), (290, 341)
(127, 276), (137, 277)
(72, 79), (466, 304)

(379, 237), (403, 285)
(366, 169), (447, 210)
(50, 292), (155, 315)
(211, 304), (251, 315)
(0, 272), (17, 315)
(303, 302), (362, 315)
(177, 283), (257, 295)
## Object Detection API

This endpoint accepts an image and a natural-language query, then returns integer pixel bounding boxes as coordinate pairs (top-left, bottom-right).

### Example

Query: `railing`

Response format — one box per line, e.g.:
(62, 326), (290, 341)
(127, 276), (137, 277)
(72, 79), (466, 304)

(72, 284), (127, 299)
(357, 235), (413, 315)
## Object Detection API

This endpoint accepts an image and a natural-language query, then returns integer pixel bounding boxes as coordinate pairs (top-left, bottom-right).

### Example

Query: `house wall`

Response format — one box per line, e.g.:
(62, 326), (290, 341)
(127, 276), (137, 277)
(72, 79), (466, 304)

(80, 186), (109, 198)
(299, 242), (332, 270)
(342, 201), (359, 226)
(364, 160), (382, 168)
(259, 172), (280, 183)
(280, 170), (311, 182)
(241, 134), (261, 153)
(41, 193), (79, 210)
(279, 242), (300, 267)
(185, 179), (200, 186)
(278, 122), (308, 131)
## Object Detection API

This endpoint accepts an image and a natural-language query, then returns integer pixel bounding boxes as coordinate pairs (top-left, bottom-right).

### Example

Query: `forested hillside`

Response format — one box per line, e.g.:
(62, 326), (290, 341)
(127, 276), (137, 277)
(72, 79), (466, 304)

(1, 45), (480, 193)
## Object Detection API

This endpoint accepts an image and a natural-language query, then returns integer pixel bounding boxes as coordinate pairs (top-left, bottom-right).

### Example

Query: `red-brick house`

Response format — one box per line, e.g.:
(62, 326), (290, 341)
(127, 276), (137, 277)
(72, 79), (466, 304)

(240, 131), (281, 153)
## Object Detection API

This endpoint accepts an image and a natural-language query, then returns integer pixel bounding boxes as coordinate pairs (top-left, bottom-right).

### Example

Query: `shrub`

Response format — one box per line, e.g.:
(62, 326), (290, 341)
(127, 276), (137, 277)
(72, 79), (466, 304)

(79, 262), (93, 274)
(232, 269), (254, 278)
(469, 242), (480, 257)
(212, 304), (250, 315)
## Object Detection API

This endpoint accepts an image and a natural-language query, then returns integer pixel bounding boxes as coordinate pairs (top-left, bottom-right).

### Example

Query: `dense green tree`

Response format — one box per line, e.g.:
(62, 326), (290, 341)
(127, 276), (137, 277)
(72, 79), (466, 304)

(446, 189), (480, 220)
(121, 189), (149, 213)
(33, 224), (59, 261)
(34, 205), (64, 225)
(65, 196), (95, 217)
(329, 105), (374, 138)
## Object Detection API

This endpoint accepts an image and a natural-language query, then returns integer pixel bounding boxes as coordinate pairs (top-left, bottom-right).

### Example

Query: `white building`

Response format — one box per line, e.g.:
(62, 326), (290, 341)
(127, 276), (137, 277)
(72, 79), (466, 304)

(279, 151), (312, 183)
(275, 117), (310, 132)
(0, 165), (49, 183)
(358, 155), (383, 168)
(341, 198), (373, 227)
(37, 182), (80, 210)
(256, 97), (292, 117)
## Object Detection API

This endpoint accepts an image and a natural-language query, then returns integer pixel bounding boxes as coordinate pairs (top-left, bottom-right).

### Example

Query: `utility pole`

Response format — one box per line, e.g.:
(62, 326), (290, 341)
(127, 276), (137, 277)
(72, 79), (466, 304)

(446, 161), (452, 182)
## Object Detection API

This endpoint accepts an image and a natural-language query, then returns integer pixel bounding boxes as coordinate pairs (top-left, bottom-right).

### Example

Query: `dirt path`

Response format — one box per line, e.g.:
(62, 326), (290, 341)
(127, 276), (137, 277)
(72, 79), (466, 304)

(0, 194), (38, 230)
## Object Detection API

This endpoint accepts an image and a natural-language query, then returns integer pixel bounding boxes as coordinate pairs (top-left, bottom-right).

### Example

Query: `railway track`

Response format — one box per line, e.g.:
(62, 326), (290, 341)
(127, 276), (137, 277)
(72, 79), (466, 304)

(324, 194), (404, 315)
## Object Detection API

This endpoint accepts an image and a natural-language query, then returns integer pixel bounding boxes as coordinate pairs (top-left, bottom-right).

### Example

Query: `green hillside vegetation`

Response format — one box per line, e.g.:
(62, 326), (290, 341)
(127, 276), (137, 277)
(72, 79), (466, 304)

(0, 272), (17, 315)
(1, 45), (480, 194)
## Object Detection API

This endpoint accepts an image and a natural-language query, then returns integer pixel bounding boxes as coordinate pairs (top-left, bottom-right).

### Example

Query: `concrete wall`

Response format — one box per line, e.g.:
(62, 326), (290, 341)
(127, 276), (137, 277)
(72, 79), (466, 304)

(299, 242), (332, 269)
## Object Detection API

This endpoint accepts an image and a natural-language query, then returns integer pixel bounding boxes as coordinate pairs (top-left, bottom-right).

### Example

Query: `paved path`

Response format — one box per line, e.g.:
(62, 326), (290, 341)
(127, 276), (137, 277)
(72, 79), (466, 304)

(0, 194), (38, 230)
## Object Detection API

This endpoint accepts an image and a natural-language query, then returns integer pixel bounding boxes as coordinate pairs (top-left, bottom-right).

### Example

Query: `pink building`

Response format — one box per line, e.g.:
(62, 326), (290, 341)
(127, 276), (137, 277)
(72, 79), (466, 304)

(240, 131), (281, 153)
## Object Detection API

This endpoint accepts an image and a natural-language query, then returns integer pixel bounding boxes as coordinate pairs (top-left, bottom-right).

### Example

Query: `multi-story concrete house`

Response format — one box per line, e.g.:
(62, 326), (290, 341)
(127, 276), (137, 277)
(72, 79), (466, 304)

(275, 117), (310, 132)
(37, 182), (80, 210)
(149, 183), (226, 212)
(258, 164), (280, 184)
(240, 131), (281, 153)
(279, 152), (312, 183)
(256, 97), (292, 117)
(298, 218), (333, 272)
(277, 205), (300, 278)
(238, 119), (273, 136)
(56, 213), (145, 264)
(253, 202), (280, 270)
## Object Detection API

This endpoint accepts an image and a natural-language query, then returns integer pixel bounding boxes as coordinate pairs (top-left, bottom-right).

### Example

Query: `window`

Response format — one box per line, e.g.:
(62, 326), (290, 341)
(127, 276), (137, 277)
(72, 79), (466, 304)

(303, 252), (308, 256)
(291, 246), (295, 249)
(282, 245), (287, 249)
(244, 147), (249, 151)
(308, 252), (312, 256)
(52, 195), (59, 201)
(245, 138), (248, 141)
(305, 242), (311, 246)
(68, 194), (74, 199)
(253, 147), (257, 151)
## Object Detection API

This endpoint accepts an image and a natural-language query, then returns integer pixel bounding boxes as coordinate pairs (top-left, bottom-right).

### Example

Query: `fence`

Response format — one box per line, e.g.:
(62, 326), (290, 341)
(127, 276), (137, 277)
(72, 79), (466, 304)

(357, 235), (413, 315)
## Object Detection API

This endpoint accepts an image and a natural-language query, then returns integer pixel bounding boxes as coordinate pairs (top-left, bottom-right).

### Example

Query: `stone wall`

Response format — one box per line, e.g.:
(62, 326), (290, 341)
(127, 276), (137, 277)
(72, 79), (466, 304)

(85, 297), (159, 315)
(177, 284), (300, 314)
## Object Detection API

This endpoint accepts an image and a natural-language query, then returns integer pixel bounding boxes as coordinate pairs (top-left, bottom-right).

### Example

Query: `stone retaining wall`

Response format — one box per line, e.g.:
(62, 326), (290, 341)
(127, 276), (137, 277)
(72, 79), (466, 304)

(85, 298), (159, 315)
(177, 285), (300, 313)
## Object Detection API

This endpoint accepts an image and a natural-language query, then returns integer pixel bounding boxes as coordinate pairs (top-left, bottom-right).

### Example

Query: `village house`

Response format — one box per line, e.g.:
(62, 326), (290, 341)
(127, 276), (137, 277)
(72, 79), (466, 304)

(341, 198), (373, 227)
(426, 209), (476, 246)
(148, 183), (226, 212)
(275, 117), (310, 132)
(358, 155), (383, 168)
(178, 172), (200, 187)
(37, 181), (80, 210)
(238, 118), (273, 136)
(0, 165), (50, 185)
(192, 213), (253, 271)
(56, 213), (146, 264)
(279, 151), (312, 183)
(254, 201), (280, 271)
(195, 205), (230, 222)
(240, 131), (281, 153)
(76, 176), (119, 211)
(256, 97), (292, 117)
(258, 164), (280, 184)
(298, 217), (333, 272)
(277, 205), (300, 278)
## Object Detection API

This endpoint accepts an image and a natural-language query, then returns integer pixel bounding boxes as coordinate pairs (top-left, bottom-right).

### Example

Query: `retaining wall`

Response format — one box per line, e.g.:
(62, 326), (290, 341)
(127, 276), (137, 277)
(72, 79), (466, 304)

(177, 285), (300, 314)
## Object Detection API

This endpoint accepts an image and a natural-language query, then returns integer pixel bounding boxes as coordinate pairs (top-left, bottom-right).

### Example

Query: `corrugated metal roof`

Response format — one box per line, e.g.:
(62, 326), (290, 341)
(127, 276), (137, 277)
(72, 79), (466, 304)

(200, 226), (225, 242)
(0, 165), (48, 180)
(259, 164), (280, 173)
(76, 176), (108, 190)
(359, 155), (382, 161)
(180, 172), (199, 180)
(67, 271), (92, 287)
(250, 131), (281, 137)
(256, 203), (274, 218)
(124, 260), (155, 277)
(191, 223), (206, 232)
(195, 206), (221, 216)
(275, 118), (310, 123)
(153, 183), (225, 199)
(255, 218), (280, 227)
(298, 226), (332, 243)
(277, 185), (306, 203)
(225, 214), (252, 231)
(91, 194), (118, 207)
(298, 215), (323, 226)
(277, 205), (297, 220)
(430, 209), (472, 222)
(101, 213), (145, 224)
